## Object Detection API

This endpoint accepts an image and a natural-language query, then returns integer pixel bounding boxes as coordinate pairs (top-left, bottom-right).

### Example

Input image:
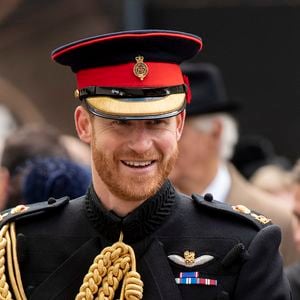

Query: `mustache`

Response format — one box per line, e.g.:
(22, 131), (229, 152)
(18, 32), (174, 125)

(115, 150), (162, 160)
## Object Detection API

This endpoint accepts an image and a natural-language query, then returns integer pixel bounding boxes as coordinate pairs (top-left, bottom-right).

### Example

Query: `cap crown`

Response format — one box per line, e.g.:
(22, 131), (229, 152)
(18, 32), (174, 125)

(52, 30), (202, 73)
(52, 30), (202, 120)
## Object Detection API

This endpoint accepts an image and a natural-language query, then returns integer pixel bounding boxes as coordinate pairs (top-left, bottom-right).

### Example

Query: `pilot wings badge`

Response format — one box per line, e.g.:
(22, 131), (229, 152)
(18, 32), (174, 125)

(168, 250), (214, 267)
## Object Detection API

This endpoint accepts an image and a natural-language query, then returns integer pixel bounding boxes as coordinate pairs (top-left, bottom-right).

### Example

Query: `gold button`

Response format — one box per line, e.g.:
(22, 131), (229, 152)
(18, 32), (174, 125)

(256, 215), (271, 224)
(11, 205), (29, 214)
(74, 89), (80, 99)
(232, 205), (251, 214)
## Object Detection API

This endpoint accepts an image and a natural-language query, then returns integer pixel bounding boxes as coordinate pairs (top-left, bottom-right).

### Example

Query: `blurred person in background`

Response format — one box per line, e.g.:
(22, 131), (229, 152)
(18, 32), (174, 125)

(170, 62), (298, 266)
(285, 160), (300, 298)
(20, 157), (91, 205)
(0, 104), (19, 158)
(0, 104), (19, 210)
(0, 124), (70, 209)
(1, 123), (69, 171)
(231, 135), (291, 180)
(232, 135), (294, 207)
(60, 134), (91, 166)
(250, 164), (294, 208)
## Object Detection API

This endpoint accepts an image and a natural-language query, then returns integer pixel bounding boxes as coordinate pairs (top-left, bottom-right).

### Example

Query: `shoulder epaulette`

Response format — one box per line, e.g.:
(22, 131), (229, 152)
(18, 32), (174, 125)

(0, 196), (70, 228)
(193, 193), (272, 230)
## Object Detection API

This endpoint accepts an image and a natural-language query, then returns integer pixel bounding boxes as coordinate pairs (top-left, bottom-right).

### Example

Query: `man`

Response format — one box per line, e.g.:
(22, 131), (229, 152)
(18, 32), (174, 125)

(0, 30), (290, 299)
(170, 62), (298, 266)
(286, 160), (300, 298)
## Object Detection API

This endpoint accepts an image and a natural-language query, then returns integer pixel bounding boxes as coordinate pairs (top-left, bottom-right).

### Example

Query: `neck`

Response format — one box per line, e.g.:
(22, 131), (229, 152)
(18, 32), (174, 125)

(92, 170), (147, 217)
(199, 159), (219, 191)
(86, 179), (174, 243)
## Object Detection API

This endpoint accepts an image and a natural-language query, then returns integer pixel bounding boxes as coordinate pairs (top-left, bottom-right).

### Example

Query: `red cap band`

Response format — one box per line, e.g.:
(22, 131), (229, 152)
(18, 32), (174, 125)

(76, 62), (184, 89)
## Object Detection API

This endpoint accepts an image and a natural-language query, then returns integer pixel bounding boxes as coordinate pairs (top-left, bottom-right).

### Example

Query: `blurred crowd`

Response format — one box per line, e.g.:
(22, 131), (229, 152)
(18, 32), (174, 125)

(0, 119), (91, 210)
(1, 61), (300, 296)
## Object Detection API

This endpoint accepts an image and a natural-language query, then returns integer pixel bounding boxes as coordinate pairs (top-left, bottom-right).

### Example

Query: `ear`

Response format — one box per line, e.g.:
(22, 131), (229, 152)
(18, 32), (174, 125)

(175, 110), (186, 141)
(212, 118), (222, 140)
(74, 106), (92, 144)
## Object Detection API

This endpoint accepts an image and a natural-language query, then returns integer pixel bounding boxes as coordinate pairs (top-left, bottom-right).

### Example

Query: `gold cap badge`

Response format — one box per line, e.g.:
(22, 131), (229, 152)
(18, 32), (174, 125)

(133, 55), (148, 80)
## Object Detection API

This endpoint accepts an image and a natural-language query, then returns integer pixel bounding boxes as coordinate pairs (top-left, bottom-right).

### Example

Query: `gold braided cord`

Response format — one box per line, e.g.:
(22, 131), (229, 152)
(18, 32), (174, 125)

(10, 224), (26, 300)
(6, 226), (21, 300)
(0, 225), (12, 300)
(0, 222), (27, 300)
(75, 232), (143, 300)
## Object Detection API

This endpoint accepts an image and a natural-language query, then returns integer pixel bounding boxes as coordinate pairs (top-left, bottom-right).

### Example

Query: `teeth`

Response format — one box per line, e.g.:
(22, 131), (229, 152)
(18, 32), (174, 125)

(123, 160), (152, 167)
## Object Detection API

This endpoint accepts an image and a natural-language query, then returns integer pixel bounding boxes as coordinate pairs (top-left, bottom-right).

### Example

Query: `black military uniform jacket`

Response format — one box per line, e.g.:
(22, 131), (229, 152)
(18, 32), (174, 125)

(286, 262), (300, 299)
(0, 180), (291, 299)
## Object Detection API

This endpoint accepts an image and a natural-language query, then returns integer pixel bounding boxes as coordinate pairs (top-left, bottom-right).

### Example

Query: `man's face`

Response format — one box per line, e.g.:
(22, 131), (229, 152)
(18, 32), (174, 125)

(89, 114), (183, 202)
(170, 117), (220, 193)
(177, 121), (215, 168)
(292, 183), (300, 252)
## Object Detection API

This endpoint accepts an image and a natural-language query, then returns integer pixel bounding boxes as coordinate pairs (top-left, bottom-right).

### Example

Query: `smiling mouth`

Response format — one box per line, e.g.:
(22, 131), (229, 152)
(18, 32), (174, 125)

(121, 160), (155, 168)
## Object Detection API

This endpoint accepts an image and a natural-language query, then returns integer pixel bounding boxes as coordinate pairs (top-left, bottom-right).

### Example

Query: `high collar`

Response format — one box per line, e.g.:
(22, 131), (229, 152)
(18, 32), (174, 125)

(85, 180), (176, 243)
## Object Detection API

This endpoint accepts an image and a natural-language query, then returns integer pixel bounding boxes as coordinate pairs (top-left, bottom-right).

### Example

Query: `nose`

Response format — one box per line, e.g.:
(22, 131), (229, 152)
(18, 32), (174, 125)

(127, 123), (153, 154)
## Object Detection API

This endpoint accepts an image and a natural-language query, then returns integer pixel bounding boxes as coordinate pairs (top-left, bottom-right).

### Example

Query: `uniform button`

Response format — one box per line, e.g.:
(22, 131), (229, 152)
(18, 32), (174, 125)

(48, 197), (56, 205)
(203, 193), (213, 202)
